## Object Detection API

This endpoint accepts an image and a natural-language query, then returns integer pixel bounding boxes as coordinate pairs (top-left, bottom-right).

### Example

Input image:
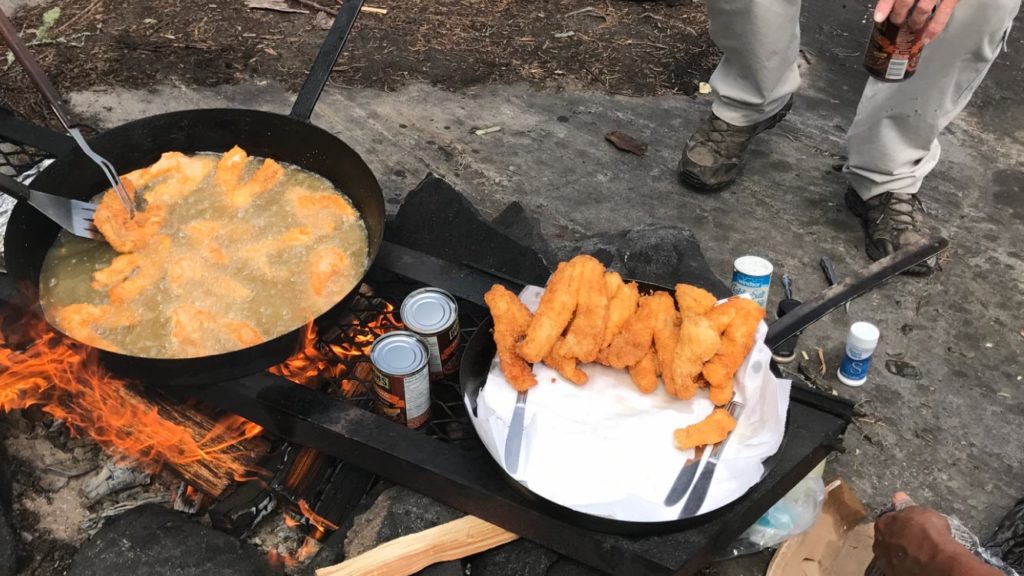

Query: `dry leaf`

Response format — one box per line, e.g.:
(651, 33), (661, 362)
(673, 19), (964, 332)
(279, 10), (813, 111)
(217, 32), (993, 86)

(605, 131), (648, 156)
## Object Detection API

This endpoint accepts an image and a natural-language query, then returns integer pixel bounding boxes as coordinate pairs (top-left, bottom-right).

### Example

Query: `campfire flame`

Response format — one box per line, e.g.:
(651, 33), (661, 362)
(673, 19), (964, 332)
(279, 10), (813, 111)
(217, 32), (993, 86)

(0, 308), (263, 486)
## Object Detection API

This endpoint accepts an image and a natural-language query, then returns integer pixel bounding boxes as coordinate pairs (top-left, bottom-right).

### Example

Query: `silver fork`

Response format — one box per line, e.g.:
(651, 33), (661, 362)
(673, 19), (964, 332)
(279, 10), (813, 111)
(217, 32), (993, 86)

(0, 8), (135, 218)
(0, 173), (100, 240)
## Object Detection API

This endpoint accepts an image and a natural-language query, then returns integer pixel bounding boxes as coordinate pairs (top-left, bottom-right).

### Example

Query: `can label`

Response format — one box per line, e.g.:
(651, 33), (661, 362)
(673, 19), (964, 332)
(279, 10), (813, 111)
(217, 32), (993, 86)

(373, 365), (431, 428)
(418, 319), (461, 380)
(731, 270), (771, 308)
(839, 348), (873, 382)
(864, 20), (923, 81)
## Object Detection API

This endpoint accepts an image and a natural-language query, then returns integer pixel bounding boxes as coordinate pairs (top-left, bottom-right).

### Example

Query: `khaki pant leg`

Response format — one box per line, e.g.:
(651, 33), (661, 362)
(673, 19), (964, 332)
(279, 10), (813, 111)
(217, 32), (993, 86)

(845, 0), (1022, 199)
(707, 0), (803, 126)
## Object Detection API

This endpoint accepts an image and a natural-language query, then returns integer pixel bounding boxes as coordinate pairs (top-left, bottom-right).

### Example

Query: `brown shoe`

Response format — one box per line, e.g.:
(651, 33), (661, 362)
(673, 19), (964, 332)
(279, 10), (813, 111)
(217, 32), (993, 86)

(845, 189), (937, 275)
(677, 98), (792, 192)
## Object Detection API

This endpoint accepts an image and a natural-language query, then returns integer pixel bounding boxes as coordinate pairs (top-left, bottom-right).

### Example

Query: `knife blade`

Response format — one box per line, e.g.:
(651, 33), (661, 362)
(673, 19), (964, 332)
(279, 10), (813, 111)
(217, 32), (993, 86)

(679, 401), (745, 518)
(504, 390), (528, 474)
(663, 444), (707, 506)
(819, 256), (850, 314)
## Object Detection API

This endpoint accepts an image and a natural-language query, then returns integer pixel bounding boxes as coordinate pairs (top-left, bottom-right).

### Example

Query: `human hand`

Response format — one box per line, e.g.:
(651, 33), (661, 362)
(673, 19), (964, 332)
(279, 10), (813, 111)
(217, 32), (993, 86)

(873, 0), (960, 44)
(873, 505), (955, 575)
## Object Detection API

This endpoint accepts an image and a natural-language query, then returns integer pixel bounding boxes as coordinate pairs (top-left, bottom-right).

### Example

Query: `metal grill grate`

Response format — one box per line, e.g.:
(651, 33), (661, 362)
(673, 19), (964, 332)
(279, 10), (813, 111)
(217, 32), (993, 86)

(0, 140), (50, 177)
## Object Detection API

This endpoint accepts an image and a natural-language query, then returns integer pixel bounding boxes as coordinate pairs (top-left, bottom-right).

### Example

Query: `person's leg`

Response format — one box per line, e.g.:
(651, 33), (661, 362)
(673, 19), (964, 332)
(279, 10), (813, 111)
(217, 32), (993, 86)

(844, 0), (1021, 273)
(845, 0), (1021, 197)
(677, 0), (801, 191)
(708, 0), (802, 126)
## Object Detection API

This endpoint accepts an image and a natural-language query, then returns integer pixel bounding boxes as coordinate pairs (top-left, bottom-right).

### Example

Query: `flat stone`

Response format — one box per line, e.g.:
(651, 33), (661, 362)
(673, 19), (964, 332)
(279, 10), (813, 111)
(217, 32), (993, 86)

(470, 539), (559, 576)
(0, 442), (16, 576)
(68, 504), (275, 576)
(343, 485), (462, 559)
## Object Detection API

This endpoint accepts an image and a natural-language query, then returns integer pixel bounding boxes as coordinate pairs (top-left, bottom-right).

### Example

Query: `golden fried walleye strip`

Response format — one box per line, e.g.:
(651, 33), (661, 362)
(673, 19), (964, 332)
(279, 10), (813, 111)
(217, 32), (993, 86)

(600, 294), (660, 369)
(704, 297), (764, 406)
(604, 271), (623, 302)
(545, 337), (588, 385)
(226, 158), (285, 208)
(557, 255), (608, 363)
(671, 315), (721, 400)
(484, 285), (537, 391)
(214, 145), (250, 191)
(628, 348), (659, 394)
(517, 261), (581, 363)
(675, 284), (718, 318)
(673, 408), (737, 450)
(601, 278), (639, 351)
(93, 178), (167, 254)
(649, 291), (680, 395)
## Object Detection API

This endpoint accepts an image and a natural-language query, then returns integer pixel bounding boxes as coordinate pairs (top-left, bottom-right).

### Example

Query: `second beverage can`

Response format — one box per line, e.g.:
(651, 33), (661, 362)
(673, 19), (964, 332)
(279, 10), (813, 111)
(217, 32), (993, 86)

(400, 287), (461, 381)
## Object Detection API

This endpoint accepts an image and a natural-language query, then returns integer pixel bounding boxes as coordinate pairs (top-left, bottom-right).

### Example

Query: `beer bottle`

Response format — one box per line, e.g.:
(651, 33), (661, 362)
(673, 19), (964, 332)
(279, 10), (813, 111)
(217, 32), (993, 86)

(863, 18), (925, 82)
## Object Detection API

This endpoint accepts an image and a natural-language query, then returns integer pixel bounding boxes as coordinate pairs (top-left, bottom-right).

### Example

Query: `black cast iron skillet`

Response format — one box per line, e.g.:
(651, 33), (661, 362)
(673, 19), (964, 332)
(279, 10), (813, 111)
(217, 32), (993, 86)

(459, 236), (950, 534)
(0, 0), (385, 386)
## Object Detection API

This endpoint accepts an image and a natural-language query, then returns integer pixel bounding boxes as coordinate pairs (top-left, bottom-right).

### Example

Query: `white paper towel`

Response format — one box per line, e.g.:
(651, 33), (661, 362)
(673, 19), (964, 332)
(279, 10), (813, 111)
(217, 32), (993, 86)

(466, 286), (791, 522)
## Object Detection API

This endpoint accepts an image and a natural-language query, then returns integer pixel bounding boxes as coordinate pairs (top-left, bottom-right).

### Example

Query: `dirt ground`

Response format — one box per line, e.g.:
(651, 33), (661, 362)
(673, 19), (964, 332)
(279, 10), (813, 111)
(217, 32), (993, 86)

(1, 0), (717, 128)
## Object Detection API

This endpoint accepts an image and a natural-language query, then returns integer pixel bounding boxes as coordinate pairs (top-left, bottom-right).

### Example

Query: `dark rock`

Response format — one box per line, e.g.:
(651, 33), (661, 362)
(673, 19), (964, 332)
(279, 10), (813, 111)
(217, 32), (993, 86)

(0, 441), (16, 576)
(884, 359), (922, 380)
(561, 226), (729, 297)
(68, 504), (275, 576)
(417, 561), (464, 576)
(491, 201), (557, 266)
(545, 557), (606, 576)
(343, 486), (462, 558)
(470, 539), (558, 576)
(387, 174), (551, 287)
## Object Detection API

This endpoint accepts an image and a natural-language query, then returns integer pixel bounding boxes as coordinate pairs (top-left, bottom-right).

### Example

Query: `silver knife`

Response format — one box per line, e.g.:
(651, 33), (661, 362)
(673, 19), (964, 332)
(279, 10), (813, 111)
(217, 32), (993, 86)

(504, 390), (528, 474)
(663, 444), (707, 506)
(679, 400), (745, 518)
(819, 256), (850, 314)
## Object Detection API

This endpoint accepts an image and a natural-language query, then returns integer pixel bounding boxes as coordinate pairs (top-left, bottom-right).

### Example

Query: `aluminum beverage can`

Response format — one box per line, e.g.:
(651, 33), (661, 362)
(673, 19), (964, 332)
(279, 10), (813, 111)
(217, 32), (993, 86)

(730, 256), (773, 308)
(400, 288), (460, 381)
(370, 331), (431, 428)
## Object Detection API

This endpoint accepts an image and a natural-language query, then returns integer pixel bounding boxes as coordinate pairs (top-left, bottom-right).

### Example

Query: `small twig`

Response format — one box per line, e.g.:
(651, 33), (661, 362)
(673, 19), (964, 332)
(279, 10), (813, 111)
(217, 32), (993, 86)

(292, 0), (336, 15)
(565, 6), (595, 16)
(816, 347), (827, 376)
(55, 0), (102, 33)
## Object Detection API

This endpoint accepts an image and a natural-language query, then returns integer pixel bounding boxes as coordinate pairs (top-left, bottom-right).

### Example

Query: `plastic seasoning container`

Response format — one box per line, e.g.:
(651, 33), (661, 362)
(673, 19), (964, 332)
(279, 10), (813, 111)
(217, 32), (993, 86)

(730, 256), (773, 309)
(837, 322), (880, 387)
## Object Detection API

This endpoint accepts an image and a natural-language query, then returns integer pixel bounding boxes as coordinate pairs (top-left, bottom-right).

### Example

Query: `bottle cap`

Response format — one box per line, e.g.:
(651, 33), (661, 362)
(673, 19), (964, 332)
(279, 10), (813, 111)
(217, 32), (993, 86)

(848, 321), (880, 350)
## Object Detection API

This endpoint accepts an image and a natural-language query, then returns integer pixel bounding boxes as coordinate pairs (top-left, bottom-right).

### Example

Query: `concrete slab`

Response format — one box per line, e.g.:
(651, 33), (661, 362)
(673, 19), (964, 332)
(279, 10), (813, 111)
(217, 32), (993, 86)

(37, 0), (1024, 571)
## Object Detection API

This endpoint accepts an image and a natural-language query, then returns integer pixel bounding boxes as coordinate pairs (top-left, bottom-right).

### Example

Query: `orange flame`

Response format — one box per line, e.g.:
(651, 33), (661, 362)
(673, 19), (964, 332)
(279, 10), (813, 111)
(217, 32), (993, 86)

(298, 498), (339, 533)
(268, 536), (321, 571)
(0, 308), (263, 486)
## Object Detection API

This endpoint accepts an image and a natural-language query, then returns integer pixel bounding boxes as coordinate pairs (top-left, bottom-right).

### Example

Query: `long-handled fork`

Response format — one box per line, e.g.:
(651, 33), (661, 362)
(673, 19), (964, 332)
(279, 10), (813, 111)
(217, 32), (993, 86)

(0, 173), (100, 239)
(0, 8), (135, 218)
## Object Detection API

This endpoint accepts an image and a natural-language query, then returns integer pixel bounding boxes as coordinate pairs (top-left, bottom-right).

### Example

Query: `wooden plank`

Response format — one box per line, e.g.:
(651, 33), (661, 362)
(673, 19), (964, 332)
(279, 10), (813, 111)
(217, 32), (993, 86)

(316, 516), (518, 576)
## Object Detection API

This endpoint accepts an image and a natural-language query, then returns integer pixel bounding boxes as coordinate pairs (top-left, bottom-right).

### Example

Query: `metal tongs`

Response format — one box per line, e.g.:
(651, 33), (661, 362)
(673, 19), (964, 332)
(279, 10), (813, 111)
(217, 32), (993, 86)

(0, 8), (135, 219)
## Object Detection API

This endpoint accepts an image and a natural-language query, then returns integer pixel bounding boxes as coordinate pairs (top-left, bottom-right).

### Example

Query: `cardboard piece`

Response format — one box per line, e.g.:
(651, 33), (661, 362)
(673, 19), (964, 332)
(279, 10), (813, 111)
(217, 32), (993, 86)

(768, 480), (876, 576)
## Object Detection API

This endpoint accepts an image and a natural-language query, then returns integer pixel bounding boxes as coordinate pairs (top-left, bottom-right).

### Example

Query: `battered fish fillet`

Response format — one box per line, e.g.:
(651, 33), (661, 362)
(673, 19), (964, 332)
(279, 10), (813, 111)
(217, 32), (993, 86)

(670, 315), (721, 400)
(121, 152), (192, 189)
(214, 145), (250, 191)
(143, 154), (216, 206)
(673, 408), (737, 451)
(226, 158), (285, 208)
(675, 284), (717, 318)
(601, 278), (639, 350)
(600, 294), (660, 369)
(705, 299), (740, 334)
(107, 236), (172, 304)
(545, 338), (588, 385)
(92, 252), (144, 291)
(704, 298), (764, 406)
(93, 178), (167, 254)
(54, 303), (139, 351)
(170, 305), (264, 357)
(288, 187), (358, 235)
(556, 255), (608, 363)
(166, 254), (253, 302)
(484, 284), (537, 391)
(517, 260), (581, 363)
(628, 348), (659, 394)
(604, 271), (622, 301)
(309, 246), (351, 297)
(648, 291), (680, 395)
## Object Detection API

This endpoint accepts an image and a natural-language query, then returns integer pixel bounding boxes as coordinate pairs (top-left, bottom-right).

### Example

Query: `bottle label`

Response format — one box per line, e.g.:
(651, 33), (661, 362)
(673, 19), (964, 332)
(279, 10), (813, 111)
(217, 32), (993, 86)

(839, 352), (873, 381)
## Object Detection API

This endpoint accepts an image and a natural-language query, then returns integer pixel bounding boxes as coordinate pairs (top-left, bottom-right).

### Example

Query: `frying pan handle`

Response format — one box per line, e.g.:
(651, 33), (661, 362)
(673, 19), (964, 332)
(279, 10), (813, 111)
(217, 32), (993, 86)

(764, 235), (949, 349)
(0, 8), (75, 132)
(289, 0), (365, 121)
(0, 172), (31, 203)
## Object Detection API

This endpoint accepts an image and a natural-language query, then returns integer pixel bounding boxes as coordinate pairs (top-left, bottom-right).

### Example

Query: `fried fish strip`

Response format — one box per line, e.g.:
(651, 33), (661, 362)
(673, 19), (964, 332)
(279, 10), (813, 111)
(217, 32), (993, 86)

(556, 255), (608, 363)
(649, 291), (680, 395)
(93, 178), (167, 253)
(673, 408), (737, 450)
(309, 246), (351, 297)
(671, 315), (721, 400)
(143, 154), (216, 206)
(214, 145), (250, 191)
(628, 348), (659, 394)
(517, 260), (581, 363)
(675, 284), (717, 318)
(545, 337), (588, 385)
(170, 305), (264, 357)
(226, 158), (285, 208)
(600, 278), (639, 350)
(54, 303), (139, 352)
(484, 284), (537, 391)
(604, 271), (622, 302)
(600, 294), (660, 369)
(288, 187), (358, 235)
(705, 299), (740, 334)
(704, 298), (764, 406)
(167, 253), (252, 302)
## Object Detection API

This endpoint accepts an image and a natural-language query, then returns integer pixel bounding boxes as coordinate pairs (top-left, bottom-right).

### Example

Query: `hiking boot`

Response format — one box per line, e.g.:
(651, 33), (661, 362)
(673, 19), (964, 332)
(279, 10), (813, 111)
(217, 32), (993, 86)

(677, 98), (793, 192)
(845, 188), (937, 275)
